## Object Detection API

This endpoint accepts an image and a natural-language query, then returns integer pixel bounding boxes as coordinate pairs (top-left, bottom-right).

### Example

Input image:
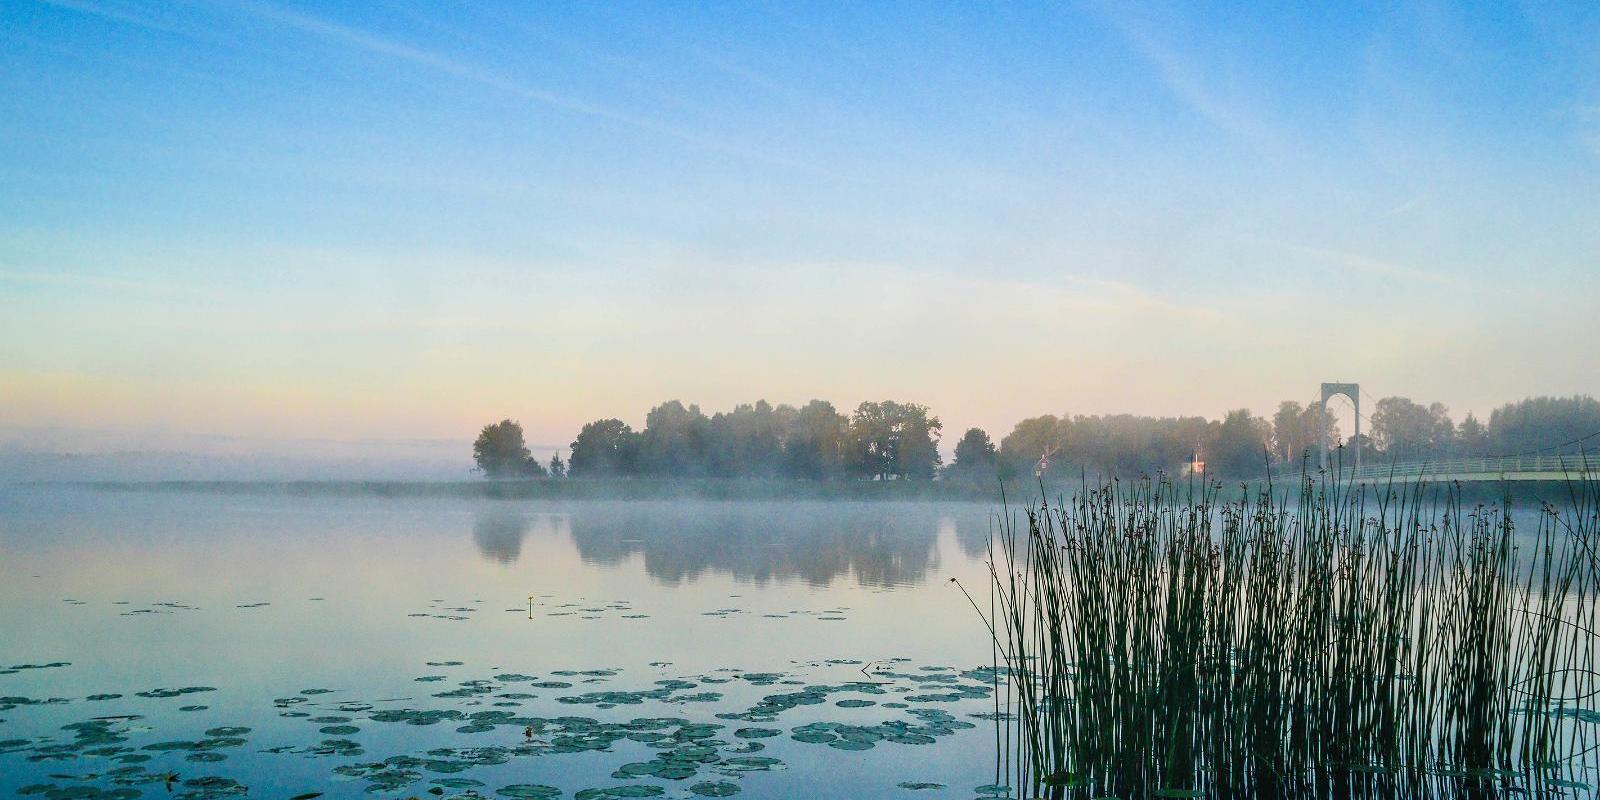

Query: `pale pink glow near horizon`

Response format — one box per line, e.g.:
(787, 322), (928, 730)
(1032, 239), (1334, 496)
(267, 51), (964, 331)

(2, 256), (1585, 465)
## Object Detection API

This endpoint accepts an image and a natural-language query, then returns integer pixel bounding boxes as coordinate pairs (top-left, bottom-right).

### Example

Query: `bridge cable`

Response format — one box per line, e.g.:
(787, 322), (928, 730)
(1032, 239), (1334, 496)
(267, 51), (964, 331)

(1333, 393), (1375, 436)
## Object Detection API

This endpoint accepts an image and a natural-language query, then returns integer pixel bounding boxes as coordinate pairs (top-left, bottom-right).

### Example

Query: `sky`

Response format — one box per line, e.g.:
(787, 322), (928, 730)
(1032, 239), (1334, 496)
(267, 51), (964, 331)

(1, 0), (1597, 471)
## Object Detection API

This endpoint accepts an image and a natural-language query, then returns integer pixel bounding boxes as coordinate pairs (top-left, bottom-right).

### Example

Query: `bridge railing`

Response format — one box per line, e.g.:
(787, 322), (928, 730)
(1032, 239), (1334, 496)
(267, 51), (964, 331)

(1269, 455), (1599, 482)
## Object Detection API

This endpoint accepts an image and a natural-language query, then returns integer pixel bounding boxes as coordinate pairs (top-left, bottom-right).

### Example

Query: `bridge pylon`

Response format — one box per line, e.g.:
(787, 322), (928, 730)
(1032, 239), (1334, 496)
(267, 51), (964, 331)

(1319, 382), (1360, 473)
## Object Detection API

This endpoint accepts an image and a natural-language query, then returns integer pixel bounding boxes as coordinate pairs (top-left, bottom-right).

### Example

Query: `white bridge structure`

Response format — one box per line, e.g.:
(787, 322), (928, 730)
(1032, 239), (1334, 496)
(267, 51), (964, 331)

(1336, 454), (1598, 483)
(1275, 455), (1597, 483)
(1286, 380), (1598, 483)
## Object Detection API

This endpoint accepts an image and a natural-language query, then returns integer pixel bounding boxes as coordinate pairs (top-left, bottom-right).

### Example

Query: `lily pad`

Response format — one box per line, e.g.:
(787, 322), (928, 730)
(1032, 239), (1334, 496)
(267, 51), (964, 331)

(496, 787), (561, 799)
(574, 788), (664, 800)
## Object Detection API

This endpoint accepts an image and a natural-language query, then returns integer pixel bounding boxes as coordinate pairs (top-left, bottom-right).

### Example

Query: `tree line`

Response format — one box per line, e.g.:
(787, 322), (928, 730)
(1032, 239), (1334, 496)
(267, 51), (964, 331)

(472, 394), (1600, 481)
(473, 400), (940, 480)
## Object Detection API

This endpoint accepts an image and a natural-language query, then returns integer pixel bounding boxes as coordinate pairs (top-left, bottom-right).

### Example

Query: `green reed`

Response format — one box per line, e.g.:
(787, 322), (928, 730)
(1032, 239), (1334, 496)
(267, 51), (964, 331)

(963, 470), (1600, 799)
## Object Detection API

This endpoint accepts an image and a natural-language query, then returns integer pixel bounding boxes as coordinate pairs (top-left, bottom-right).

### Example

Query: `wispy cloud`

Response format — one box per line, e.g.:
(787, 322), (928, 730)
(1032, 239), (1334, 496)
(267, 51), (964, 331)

(1082, 2), (1284, 156)
(685, 259), (1224, 326)
(0, 267), (221, 299)
(36, 0), (208, 40)
(224, 0), (805, 169)
(1387, 195), (1424, 216)
(1253, 238), (1462, 287)
(38, 0), (806, 169)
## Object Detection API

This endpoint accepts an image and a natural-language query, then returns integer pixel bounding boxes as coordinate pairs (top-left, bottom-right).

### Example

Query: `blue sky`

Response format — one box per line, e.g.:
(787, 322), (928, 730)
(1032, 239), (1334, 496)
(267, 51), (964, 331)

(1, 0), (1597, 458)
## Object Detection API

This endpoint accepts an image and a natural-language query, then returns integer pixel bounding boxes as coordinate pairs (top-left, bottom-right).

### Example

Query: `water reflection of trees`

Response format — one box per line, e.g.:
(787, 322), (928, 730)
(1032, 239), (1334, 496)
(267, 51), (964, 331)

(472, 510), (530, 564)
(564, 502), (991, 588)
(472, 511), (572, 565)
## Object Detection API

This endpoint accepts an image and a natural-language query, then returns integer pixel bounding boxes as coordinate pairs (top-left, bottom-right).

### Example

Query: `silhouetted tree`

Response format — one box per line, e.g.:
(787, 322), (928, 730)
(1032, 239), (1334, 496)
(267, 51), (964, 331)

(846, 401), (942, 479)
(548, 451), (567, 478)
(948, 427), (998, 481)
(783, 400), (848, 479)
(543, 393), (1600, 483)
(1457, 414), (1489, 457)
(1303, 402), (1341, 461)
(1347, 433), (1378, 465)
(705, 401), (787, 478)
(998, 413), (1208, 480)
(1272, 400), (1340, 466)
(1000, 415), (1066, 478)
(1488, 396), (1600, 456)
(473, 419), (545, 478)
(568, 419), (640, 477)
(1065, 414), (1209, 477)
(1272, 402), (1305, 463)
(1371, 397), (1455, 460)
(1208, 409), (1271, 478)
(639, 400), (710, 476)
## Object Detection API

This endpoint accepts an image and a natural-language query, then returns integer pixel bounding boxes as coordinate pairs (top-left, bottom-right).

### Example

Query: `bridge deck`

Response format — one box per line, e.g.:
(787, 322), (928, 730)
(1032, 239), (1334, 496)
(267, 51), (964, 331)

(1273, 455), (1598, 483)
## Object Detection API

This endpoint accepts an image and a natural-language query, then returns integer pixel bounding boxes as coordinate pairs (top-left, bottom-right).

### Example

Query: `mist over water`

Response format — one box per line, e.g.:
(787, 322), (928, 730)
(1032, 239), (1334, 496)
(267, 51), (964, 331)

(0, 487), (1005, 798)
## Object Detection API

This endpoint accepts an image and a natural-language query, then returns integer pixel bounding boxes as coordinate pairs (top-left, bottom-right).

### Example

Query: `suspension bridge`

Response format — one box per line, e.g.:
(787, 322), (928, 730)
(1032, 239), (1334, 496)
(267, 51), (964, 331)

(1283, 454), (1600, 484)
(1279, 381), (1600, 484)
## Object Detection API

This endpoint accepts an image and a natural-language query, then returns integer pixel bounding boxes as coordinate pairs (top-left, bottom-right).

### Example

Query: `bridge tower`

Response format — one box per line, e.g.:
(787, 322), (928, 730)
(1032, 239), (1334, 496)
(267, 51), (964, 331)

(1319, 383), (1360, 473)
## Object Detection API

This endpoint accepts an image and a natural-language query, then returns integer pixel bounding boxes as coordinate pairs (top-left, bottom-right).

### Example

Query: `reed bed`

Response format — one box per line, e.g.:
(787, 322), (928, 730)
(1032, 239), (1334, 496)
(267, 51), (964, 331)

(964, 472), (1600, 799)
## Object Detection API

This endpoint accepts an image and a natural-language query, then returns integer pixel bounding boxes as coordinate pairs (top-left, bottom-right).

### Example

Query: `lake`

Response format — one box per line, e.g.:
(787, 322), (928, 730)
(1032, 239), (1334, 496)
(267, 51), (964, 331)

(0, 486), (1008, 800)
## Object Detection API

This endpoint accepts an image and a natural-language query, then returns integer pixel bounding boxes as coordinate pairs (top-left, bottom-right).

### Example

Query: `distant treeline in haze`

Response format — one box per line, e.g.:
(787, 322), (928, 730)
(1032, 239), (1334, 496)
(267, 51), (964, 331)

(471, 395), (1600, 481)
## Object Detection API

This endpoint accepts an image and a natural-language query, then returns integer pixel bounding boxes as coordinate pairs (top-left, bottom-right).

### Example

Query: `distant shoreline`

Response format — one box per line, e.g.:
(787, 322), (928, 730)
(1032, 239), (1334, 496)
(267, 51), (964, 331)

(26, 476), (1576, 504)
(62, 478), (1010, 502)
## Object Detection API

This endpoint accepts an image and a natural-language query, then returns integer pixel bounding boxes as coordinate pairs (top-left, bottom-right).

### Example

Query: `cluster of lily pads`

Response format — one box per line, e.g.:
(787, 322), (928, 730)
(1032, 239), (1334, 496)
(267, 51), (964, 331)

(413, 596), (652, 623)
(1, 658), (1005, 799)
(409, 599), (491, 622)
(406, 594), (863, 625)
(3, 714), (252, 800)
(0, 664), (70, 677)
(117, 601), (201, 616)
(535, 599), (645, 621)
(46, 597), (336, 618)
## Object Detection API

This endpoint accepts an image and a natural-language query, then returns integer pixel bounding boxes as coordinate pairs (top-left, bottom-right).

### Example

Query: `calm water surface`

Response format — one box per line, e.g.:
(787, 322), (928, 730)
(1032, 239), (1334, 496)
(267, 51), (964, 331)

(0, 487), (1006, 799)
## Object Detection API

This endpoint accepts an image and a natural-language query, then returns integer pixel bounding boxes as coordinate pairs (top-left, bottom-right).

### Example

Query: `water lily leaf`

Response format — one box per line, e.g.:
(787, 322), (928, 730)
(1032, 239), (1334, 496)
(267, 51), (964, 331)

(495, 785), (560, 799)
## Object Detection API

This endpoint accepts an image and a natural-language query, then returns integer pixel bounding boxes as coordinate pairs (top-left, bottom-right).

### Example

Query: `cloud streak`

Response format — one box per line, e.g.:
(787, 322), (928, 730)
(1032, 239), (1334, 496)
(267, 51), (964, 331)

(34, 0), (809, 169)
(35, 0), (210, 40)
(1252, 238), (1462, 287)
(226, 0), (808, 169)
(1082, 1), (1284, 156)
(0, 267), (221, 299)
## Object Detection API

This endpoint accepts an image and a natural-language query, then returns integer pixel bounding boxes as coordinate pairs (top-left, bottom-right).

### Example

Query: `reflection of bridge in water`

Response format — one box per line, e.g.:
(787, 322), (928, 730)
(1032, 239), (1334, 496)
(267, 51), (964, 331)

(1278, 454), (1598, 484)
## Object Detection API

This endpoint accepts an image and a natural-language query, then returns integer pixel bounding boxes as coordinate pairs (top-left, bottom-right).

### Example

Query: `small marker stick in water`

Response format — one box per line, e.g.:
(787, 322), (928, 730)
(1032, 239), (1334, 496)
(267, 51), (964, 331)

(527, 595), (534, 620)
